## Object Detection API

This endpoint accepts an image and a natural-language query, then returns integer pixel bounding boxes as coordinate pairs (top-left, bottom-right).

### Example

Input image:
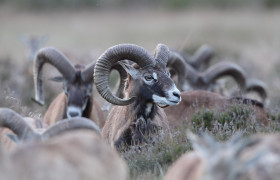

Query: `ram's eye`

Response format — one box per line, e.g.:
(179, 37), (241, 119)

(144, 75), (153, 81)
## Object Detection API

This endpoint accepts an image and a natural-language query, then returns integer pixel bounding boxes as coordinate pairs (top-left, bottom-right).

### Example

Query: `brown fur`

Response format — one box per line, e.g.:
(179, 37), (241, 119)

(102, 105), (169, 148)
(164, 90), (268, 129)
(0, 130), (128, 180)
(164, 152), (205, 180)
(165, 133), (280, 180)
(43, 92), (105, 128)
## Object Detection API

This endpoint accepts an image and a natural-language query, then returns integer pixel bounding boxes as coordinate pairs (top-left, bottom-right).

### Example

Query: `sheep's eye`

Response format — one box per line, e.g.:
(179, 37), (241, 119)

(144, 75), (153, 81)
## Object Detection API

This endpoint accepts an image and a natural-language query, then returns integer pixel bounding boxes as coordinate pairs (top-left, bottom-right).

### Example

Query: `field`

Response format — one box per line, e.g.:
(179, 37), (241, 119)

(1, 4), (280, 179)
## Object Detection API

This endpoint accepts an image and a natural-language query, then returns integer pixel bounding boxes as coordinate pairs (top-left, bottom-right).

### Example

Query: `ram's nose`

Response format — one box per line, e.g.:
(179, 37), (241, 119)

(167, 86), (181, 105)
(67, 106), (82, 118)
(172, 90), (181, 101)
(69, 111), (79, 117)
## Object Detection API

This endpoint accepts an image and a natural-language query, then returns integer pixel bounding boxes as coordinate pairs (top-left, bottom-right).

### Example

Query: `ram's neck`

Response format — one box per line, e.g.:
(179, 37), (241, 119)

(113, 90), (161, 150)
(128, 99), (157, 122)
(124, 80), (156, 119)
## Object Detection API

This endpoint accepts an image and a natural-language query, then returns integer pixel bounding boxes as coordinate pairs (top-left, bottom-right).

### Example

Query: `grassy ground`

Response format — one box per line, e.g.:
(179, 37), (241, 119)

(0, 6), (280, 179)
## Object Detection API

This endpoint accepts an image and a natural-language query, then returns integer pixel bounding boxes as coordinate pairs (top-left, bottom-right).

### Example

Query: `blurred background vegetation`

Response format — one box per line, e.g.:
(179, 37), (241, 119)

(1, 0), (280, 10)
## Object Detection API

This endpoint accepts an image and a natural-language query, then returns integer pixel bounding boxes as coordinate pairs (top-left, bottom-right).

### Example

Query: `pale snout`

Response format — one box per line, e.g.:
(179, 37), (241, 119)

(152, 85), (181, 107)
(67, 106), (82, 118)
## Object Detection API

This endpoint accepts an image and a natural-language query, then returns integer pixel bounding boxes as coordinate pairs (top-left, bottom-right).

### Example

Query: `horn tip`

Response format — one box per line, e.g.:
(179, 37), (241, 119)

(32, 97), (44, 106)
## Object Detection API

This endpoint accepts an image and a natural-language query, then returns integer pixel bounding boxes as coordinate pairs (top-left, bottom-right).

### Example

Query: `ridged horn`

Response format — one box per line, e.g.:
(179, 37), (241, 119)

(202, 62), (246, 90)
(81, 61), (95, 83)
(190, 44), (214, 71)
(33, 47), (76, 105)
(0, 108), (38, 141)
(168, 51), (198, 90)
(42, 117), (101, 139)
(112, 62), (127, 99)
(154, 44), (169, 65)
(94, 44), (155, 106)
(81, 61), (127, 98)
(246, 79), (268, 102)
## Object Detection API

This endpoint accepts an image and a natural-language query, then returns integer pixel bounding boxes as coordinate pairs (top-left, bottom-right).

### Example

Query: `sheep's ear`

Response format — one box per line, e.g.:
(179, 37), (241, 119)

(49, 76), (64, 82)
(6, 133), (19, 144)
(118, 61), (140, 80)
(187, 130), (217, 157)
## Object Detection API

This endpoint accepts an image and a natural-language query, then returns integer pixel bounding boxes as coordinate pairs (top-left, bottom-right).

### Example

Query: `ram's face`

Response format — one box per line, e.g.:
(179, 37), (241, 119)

(122, 62), (181, 107)
(63, 73), (92, 118)
(143, 63), (181, 107)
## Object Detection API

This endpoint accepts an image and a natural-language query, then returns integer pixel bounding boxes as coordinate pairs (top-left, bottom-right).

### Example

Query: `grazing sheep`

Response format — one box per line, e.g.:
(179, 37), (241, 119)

(33, 47), (107, 127)
(0, 108), (100, 152)
(165, 132), (280, 180)
(167, 51), (246, 92)
(0, 130), (128, 180)
(164, 90), (268, 129)
(168, 50), (268, 105)
(94, 44), (181, 149)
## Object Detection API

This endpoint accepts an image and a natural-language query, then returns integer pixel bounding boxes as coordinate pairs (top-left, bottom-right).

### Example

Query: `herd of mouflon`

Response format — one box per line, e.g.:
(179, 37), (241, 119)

(1, 43), (279, 180)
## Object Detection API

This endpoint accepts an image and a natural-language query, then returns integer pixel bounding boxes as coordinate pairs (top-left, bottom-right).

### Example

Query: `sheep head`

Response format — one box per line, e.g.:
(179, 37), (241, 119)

(33, 47), (97, 118)
(50, 64), (94, 118)
(94, 44), (181, 107)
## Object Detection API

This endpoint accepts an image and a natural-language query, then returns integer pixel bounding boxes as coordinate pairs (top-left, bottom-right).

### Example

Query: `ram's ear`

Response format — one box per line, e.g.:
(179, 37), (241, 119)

(118, 62), (140, 80)
(49, 76), (64, 82)
(6, 133), (19, 144)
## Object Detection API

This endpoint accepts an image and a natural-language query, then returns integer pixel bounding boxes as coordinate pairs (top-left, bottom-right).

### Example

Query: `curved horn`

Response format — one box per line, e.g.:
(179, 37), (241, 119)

(81, 61), (127, 99)
(246, 79), (268, 102)
(202, 62), (246, 90)
(94, 44), (155, 106)
(81, 61), (95, 83)
(112, 62), (127, 99)
(168, 51), (198, 90)
(190, 44), (214, 71)
(0, 108), (38, 141)
(42, 117), (101, 139)
(33, 47), (76, 105)
(154, 44), (169, 65)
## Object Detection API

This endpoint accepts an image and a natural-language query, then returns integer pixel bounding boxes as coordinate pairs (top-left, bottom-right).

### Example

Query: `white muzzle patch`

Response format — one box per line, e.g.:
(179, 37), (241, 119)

(152, 84), (181, 107)
(67, 106), (82, 118)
